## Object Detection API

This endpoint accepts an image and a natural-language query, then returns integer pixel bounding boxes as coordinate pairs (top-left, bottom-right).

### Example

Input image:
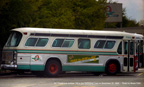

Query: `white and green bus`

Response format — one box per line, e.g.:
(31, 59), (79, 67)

(1, 28), (144, 76)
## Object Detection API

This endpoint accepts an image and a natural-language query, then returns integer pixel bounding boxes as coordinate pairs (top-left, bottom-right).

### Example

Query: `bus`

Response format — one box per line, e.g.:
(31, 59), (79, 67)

(1, 27), (144, 76)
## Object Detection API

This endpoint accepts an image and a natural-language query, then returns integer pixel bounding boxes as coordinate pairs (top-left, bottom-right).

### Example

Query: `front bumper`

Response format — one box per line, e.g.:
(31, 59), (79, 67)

(1, 64), (17, 70)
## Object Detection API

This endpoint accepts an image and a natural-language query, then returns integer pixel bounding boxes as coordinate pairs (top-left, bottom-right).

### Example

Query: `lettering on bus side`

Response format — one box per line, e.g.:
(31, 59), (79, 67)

(67, 55), (99, 63)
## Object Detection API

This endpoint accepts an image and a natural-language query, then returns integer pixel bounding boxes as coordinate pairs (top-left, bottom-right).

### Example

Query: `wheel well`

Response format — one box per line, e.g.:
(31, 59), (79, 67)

(45, 58), (62, 69)
(105, 59), (121, 72)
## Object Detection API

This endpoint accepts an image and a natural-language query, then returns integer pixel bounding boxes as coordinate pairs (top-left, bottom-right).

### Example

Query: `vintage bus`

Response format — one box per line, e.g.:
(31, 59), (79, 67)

(1, 28), (144, 76)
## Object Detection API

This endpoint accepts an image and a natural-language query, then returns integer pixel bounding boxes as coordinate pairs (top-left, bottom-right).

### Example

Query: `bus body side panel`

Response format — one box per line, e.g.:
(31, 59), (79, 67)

(17, 53), (31, 70)
(16, 49), (123, 72)
(62, 55), (122, 72)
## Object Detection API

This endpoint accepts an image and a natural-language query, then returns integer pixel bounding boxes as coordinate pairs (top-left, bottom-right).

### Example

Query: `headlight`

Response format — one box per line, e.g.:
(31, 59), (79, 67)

(13, 51), (17, 60)
(13, 51), (17, 64)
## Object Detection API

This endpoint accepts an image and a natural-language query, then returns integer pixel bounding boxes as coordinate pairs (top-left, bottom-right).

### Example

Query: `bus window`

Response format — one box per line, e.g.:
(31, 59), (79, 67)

(52, 39), (74, 47)
(117, 42), (122, 54)
(104, 41), (115, 49)
(25, 38), (49, 47)
(124, 42), (128, 54)
(94, 40), (106, 48)
(6, 32), (22, 47)
(62, 39), (74, 47)
(52, 39), (64, 47)
(25, 38), (38, 46)
(78, 39), (90, 49)
(36, 38), (49, 47)
(130, 42), (134, 55)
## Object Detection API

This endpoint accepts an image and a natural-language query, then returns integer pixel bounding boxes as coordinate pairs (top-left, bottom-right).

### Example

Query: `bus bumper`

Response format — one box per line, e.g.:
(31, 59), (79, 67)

(1, 64), (17, 70)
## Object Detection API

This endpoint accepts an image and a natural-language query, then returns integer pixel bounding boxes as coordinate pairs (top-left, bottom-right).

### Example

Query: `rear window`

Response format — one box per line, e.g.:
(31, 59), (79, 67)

(25, 38), (48, 47)
(6, 31), (22, 47)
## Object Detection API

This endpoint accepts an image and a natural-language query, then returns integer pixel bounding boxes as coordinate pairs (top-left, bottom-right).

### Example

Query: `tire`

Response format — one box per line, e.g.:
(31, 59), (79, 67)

(45, 60), (61, 77)
(105, 61), (119, 75)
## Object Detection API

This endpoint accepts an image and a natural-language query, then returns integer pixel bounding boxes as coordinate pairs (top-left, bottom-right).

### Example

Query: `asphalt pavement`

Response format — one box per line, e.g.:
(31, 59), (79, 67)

(0, 68), (144, 87)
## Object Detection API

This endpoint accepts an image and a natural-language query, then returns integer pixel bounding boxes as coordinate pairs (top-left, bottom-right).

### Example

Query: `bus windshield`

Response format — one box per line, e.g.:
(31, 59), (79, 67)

(5, 31), (22, 47)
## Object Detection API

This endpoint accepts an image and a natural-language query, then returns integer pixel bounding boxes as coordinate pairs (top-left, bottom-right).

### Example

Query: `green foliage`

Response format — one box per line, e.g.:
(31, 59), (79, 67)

(139, 20), (144, 27)
(35, 0), (75, 29)
(0, 0), (106, 48)
(72, 0), (106, 30)
(122, 15), (139, 27)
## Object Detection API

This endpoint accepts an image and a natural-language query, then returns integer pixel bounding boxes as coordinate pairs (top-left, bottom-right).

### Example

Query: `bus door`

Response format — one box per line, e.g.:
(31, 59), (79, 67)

(123, 40), (135, 72)
(136, 40), (143, 68)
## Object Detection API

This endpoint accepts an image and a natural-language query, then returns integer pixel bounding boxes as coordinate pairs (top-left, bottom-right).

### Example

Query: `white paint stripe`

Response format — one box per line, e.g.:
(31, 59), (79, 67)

(138, 72), (144, 76)
(70, 58), (99, 64)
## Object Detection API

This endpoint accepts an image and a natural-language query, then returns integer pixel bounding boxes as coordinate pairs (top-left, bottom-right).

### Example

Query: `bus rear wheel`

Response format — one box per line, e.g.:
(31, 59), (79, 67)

(106, 61), (119, 75)
(45, 60), (61, 77)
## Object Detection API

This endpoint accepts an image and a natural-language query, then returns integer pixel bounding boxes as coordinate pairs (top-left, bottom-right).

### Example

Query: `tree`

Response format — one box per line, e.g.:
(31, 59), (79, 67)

(32, 0), (106, 29)
(122, 8), (139, 27)
(0, 0), (107, 48)
(34, 0), (75, 29)
(0, 0), (43, 47)
(72, 0), (106, 30)
(139, 20), (144, 27)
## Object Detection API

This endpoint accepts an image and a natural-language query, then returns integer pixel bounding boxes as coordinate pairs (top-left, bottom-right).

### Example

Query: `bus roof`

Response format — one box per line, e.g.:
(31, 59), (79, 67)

(12, 27), (143, 40)
(132, 33), (143, 40)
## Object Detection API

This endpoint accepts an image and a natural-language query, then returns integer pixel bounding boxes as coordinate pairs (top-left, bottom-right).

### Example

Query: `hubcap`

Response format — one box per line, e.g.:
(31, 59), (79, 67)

(49, 64), (58, 74)
(109, 63), (116, 73)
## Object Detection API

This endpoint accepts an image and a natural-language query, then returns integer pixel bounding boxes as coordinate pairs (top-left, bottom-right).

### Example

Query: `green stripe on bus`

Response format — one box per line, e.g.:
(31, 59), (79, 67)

(17, 65), (30, 70)
(62, 66), (105, 72)
(17, 65), (44, 71)
(30, 65), (45, 71)
(3, 49), (118, 55)
(17, 50), (118, 55)
(17, 65), (105, 72)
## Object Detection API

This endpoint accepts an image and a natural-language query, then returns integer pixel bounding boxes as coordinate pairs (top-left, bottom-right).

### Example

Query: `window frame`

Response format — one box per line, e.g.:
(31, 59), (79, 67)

(5, 31), (22, 47)
(104, 40), (116, 49)
(78, 38), (91, 49)
(36, 38), (49, 47)
(61, 39), (75, 48)
(94, 40), (116, 49)
(52, 38), (75, 48)
(94, 40), (106, 49)
(117, 41), (122, 54)
(25, 37), (49, 47)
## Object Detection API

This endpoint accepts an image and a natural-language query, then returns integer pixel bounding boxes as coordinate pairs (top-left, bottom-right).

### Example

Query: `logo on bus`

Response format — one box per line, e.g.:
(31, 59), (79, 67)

(32, 55), (41, 61)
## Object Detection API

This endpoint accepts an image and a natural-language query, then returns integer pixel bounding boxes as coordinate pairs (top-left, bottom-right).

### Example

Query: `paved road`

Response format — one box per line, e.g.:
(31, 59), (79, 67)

(0, 68), (144, 87)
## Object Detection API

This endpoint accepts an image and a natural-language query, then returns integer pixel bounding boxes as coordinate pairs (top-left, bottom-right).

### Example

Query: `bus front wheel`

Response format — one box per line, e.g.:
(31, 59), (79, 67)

(45, 60), (61, 77)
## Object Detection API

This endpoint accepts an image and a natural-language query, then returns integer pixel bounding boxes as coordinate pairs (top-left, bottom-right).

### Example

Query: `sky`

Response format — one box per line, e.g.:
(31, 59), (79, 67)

(110, 0), (144, 22)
